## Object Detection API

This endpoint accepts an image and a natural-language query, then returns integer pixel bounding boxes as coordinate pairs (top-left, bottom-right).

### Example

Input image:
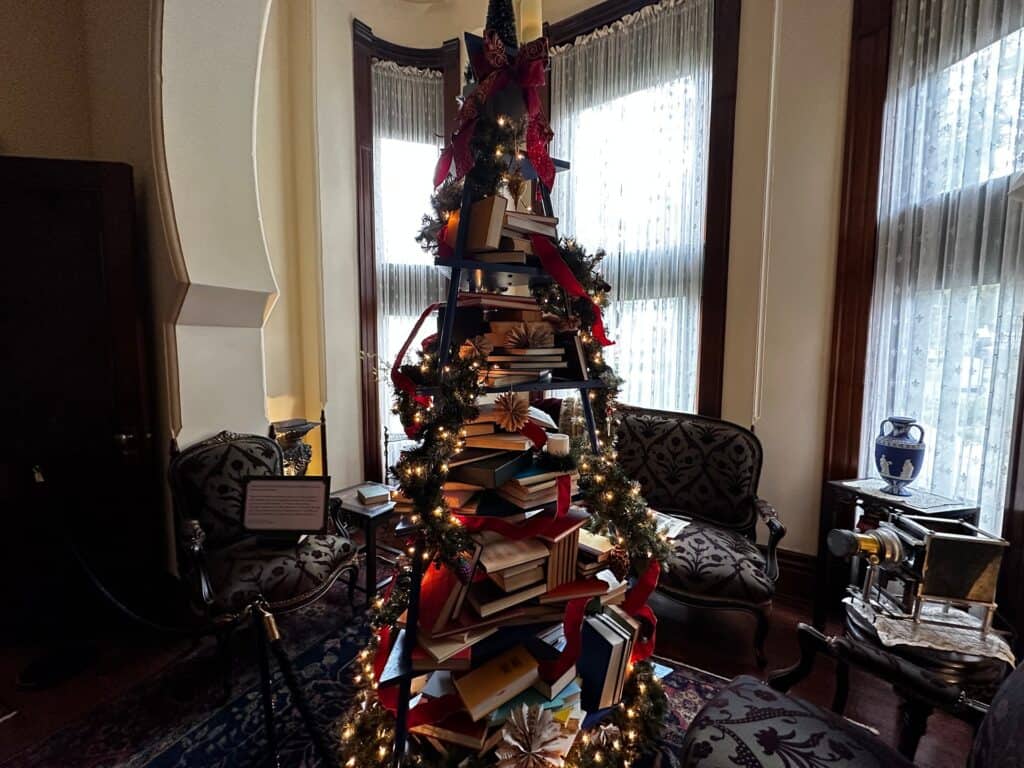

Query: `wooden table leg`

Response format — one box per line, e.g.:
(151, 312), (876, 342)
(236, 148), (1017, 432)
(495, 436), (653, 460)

(364, 517), (378, 606)
(896, 697), (932, 760)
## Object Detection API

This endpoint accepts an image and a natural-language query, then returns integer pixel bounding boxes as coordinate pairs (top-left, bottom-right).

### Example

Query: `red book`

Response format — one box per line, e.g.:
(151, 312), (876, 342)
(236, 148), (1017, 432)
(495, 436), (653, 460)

(418, 564), (460, 636)
(538, 577), (610, 604)
(536, 508), (590, 543)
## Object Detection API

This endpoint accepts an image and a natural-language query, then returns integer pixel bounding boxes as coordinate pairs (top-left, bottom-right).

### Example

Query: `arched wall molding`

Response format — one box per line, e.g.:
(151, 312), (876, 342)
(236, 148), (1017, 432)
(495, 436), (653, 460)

(148, 0), (188, 436)
(159, 0), (279, 447)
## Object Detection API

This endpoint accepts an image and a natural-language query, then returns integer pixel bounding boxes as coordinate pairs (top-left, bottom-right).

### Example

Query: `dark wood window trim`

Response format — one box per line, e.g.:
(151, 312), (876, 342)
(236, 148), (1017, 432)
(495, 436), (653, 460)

(815, 0), (892, 620)
(1001, 348), (1024, 639)
(544, 0), (741, 418)
(353, 20), (460, 481)
(821, 0), (892, 486)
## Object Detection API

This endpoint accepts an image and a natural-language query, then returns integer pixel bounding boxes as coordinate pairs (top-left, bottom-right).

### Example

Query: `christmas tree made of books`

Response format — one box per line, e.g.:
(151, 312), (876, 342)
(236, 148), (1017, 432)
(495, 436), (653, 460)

(339, 4), (672, 767)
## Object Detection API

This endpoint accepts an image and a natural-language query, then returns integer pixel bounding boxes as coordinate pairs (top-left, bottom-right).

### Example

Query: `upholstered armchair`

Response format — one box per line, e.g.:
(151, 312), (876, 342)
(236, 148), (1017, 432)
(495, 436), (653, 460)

(170, 431), (357, 620)
(169, 431), (358, 762)
(614, 406), (785, 665)
(680, 623), (1021, 767)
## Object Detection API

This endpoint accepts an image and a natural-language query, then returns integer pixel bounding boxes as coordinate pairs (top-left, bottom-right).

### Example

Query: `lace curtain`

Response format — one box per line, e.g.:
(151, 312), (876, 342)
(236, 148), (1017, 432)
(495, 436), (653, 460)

(549, 0), (712, 412)
(372, 60), (446, 471)
(860, 0), (1024, 533)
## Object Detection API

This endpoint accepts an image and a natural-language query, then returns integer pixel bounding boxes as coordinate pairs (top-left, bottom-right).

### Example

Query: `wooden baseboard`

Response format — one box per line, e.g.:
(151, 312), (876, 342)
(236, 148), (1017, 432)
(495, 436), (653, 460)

(770, 548), (817, 609)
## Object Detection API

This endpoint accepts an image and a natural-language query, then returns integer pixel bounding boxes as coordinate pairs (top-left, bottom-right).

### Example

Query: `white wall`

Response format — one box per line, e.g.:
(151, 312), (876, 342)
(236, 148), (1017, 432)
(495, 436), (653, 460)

(722, 0), (852, 554)
(161, 0), (278, 447)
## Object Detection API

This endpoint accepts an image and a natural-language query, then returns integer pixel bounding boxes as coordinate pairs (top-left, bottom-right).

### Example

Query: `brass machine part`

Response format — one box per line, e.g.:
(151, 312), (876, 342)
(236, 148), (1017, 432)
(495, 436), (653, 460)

(827, 527), (904, 568)
(828, 527), (905, 607)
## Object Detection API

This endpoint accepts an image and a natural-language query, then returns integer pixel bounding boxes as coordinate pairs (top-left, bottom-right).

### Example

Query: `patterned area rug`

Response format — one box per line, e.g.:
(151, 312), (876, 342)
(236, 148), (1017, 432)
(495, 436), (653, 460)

(2, 583), (723, 768)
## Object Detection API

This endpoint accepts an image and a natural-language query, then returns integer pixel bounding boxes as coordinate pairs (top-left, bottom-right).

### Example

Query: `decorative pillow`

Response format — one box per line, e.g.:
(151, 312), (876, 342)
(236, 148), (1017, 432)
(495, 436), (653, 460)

(681, 676), (914, 767)
(661, 522), (773, 605)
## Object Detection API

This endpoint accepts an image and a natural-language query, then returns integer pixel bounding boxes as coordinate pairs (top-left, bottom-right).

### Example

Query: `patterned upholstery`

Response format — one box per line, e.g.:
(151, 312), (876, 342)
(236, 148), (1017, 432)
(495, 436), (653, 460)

(170, 431), (282, 550)
(615, 407), (762, 532)
(614, 407), (778, 618)
(972, 663), (1024, 768)
(169, 431), (355, 616)
(663, 522), (774, 605)
(680, 676), (914, 767)
(207, 534), (355, 613)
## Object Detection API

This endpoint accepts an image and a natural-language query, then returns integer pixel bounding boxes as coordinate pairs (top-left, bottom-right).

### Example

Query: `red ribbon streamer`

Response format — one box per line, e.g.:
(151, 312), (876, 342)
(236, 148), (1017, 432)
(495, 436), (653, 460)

(371, 571), (465, 727)
(456, 476), (571, 539)
(537, 558), (661, 683)
(531, 235), (614, 347)
(390, 302), (444, 437)
(434, 34), (555, 191)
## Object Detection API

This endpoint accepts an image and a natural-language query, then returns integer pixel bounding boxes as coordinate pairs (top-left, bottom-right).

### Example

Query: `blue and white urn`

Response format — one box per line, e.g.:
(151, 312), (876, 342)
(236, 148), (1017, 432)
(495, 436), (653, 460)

(874, 416), (926, 496)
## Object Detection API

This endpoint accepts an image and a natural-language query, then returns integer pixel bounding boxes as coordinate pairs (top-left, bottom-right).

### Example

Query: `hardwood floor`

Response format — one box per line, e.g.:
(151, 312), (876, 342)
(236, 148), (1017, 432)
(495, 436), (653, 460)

(652, 593), (974, 767)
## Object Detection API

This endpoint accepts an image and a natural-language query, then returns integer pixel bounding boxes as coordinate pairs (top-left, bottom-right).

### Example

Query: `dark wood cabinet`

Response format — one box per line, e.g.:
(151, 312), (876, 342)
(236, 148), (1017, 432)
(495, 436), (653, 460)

(0, 156), (160, 639)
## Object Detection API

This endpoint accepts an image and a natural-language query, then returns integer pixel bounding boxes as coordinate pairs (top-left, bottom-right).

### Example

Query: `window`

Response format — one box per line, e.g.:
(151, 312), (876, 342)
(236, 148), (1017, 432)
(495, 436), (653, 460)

(860, 0), (1024, 533)
(549, 0), (713, 412)
(371, 61), (447, 474)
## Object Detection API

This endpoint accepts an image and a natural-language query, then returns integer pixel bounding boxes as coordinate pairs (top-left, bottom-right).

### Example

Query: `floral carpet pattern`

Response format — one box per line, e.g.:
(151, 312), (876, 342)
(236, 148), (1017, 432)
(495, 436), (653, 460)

(3, 583), (723, 768)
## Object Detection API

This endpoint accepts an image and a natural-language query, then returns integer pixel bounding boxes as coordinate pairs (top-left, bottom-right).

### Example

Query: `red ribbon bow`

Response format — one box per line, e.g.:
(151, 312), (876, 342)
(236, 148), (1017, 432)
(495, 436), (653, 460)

(434, 33), (555, 191)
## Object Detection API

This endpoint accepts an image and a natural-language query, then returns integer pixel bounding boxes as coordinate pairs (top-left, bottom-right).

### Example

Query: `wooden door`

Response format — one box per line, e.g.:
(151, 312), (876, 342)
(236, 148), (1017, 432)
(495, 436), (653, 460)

(0, 156), (158, 637)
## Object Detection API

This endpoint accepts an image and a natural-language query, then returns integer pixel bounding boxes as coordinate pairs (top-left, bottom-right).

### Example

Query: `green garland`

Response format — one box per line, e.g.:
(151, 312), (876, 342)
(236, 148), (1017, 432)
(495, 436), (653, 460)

(416, 115), (520, 256)
(578, 450), (671, 574)
(565, 661), (669, 768)
(531, 239), (623, 435)
(338, 564), (414, 767)
(391, 342), (485, 567)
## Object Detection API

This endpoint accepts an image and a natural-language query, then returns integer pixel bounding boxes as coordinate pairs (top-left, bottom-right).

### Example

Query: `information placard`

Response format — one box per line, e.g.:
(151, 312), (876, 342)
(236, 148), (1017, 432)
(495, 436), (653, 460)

(242, 476), (329, 534)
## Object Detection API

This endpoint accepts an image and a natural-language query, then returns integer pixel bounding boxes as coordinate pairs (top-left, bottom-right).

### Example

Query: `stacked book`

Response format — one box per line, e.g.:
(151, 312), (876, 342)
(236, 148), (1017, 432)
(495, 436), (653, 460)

(496, 466), (578, 510)
(578, 606), (640, 711)
(577, 529), (615, 577)
(441, 195), (558, 268)
(503, 209), (558, 239)
(382, 501), (645, 754)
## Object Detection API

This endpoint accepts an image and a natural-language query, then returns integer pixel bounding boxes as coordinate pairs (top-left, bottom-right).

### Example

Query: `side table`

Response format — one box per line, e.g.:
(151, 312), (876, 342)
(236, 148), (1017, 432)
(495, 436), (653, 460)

(842, 600), (1007, 759)
(332, 485), (401, 607)
(815, 478), (980, 628)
